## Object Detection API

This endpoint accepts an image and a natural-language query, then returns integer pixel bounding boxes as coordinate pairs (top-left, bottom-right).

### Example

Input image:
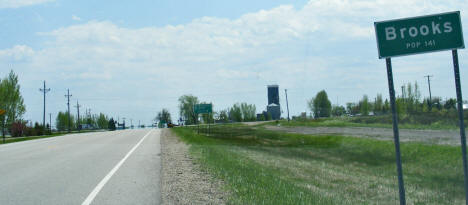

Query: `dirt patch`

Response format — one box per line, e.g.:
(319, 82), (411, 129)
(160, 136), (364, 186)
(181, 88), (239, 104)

(160, 129), (228, 205)
(241, 121), (272, 126)
(265, 125), (465, 146)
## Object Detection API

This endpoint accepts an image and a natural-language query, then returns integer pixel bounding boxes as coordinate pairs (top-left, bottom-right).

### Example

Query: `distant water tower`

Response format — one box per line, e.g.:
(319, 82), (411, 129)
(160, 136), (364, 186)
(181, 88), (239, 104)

(267, 85), (281, 120)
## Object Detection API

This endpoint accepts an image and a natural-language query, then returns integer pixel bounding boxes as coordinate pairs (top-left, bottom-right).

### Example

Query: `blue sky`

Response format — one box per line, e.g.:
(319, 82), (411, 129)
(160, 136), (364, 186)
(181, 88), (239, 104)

(1, 0), (468, 126)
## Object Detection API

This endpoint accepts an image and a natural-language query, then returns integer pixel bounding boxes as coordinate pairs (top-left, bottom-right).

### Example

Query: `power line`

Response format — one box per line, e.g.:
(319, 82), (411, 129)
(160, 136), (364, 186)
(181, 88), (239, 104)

(65, 89), (72, 133)
(39, 81), (50, 127)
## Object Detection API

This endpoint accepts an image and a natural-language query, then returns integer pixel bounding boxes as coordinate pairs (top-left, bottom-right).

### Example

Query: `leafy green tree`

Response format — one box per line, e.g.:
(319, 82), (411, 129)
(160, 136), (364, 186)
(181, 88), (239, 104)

(383, 99), (390, 114)
(444, 98), (457, 110)
(218, 109), (229, 122)
(229, 103), (243, 122)
(360, 95), (369, 116)
(331, 105), (346, 116)
(308, 90), (331, 118)
(108, 118), (116, 131)
(258, 114), (266, 121)
(0, 70), (26, 137)
(156, 108), (172, 127)
(240, 103), (256, 122)
(178, 95), (199, 125)
(346, 102), (359, 115)
(405, 82), (421, 113)
(373, 94), (383, 114)
(80, 113), (98, 128)
(395, 98), (406, 116)
(97, 113), (109, 129)
(422, 98), (430, 112)
(34, 122), (44, 136)
(56, 111), (75, 131)
(432, 97), (442, 111)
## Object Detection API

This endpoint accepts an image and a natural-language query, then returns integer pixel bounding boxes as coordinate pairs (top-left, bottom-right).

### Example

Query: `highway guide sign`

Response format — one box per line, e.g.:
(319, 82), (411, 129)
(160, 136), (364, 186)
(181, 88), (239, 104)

(194, 104), (212, 114)
(374, 11), (464, 58)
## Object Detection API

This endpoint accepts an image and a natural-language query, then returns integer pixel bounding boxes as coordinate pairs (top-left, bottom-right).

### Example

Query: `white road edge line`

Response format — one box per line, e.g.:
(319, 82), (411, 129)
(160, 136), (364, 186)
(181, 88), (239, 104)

(81, 129), (154, 205)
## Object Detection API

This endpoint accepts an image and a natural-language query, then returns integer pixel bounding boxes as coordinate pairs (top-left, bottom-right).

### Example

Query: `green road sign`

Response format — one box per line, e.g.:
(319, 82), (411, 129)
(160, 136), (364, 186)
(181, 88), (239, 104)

(194, 104), (212, 114)
(375, 11), (464, 58)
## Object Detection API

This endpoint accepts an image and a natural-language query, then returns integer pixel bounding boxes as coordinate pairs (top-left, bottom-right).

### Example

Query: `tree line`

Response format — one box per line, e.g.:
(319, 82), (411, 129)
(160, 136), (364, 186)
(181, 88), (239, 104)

(308, 82), (461, 118)
(156, 94), (257, 126)
(0, 71), (117, 137)
(55, 111), (111, 131)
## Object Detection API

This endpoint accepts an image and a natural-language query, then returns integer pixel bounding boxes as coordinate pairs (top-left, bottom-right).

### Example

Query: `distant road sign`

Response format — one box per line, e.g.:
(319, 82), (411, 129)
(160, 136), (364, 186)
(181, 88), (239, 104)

(0, 109), (5, 115)
(375, 11), (464, 58)
(194, 104), (212, 114)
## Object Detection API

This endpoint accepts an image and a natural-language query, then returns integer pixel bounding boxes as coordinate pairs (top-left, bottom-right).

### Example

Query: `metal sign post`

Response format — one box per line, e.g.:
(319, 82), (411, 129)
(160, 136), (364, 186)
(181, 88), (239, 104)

(375, 11), (465, 205)
(385, 58), (406, 205)
(452, 49), (468, 204)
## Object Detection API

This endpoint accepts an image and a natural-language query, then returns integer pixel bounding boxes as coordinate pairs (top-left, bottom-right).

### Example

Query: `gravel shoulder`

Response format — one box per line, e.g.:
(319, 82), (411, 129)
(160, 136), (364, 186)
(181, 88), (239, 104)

(265, 125), (465, 146)
(160, 129), (228, 205)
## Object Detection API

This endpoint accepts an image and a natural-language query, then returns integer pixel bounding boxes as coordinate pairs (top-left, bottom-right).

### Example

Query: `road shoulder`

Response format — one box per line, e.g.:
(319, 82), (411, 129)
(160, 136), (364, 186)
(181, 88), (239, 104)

(160, 129), (227, 204)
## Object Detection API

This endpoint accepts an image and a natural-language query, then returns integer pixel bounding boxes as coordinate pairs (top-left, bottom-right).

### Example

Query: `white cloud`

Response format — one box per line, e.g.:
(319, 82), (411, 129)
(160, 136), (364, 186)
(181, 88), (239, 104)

(72, 15), (81, 21)
(0, 0), (55, 8)
(0, 45), (34, 61)
(2, 0), (468, 123)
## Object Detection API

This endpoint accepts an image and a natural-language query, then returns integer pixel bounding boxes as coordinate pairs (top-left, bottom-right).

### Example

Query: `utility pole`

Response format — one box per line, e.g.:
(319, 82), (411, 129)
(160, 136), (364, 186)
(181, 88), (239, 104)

(424, 75), (433, 110)
(130, 119), (133, 129)
(285, 89), (290, 122)
(65, 89), (72, 133)
(49, 113), (52, 133)
(401, 86), (405, 98)
(75, 101), (81, 132)
(39, 81), (51, 127)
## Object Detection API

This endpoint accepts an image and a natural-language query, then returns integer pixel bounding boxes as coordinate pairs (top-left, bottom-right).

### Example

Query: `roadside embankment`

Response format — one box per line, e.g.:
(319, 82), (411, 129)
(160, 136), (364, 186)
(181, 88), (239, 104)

(160, 129), (227, 205)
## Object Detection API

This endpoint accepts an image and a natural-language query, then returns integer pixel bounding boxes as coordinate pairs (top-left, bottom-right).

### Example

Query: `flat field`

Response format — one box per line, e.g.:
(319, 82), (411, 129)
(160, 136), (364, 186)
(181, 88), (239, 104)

(172, 124), (465, 204)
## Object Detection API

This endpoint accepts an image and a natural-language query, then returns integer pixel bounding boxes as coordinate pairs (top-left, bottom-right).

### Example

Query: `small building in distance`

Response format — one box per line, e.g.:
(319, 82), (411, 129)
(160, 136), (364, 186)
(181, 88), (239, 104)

(267, 103), (280, 120)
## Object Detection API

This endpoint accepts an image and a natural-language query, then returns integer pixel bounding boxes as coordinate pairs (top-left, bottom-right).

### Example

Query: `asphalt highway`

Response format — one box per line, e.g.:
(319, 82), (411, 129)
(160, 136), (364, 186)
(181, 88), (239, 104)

(0, 129), (161, 205)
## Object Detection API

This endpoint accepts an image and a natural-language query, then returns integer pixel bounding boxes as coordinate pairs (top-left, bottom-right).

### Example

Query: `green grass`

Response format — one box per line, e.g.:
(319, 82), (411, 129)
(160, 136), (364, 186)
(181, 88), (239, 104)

(172, 124), (465, 204)
(0, 133), (66, 144)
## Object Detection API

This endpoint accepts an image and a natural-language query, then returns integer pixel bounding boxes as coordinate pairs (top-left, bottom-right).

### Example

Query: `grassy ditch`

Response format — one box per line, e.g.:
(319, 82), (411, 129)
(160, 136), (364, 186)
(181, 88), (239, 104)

(0, 133), (66, 144)
(172, 124), (465, 204)
(0, 130), (105, 145)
